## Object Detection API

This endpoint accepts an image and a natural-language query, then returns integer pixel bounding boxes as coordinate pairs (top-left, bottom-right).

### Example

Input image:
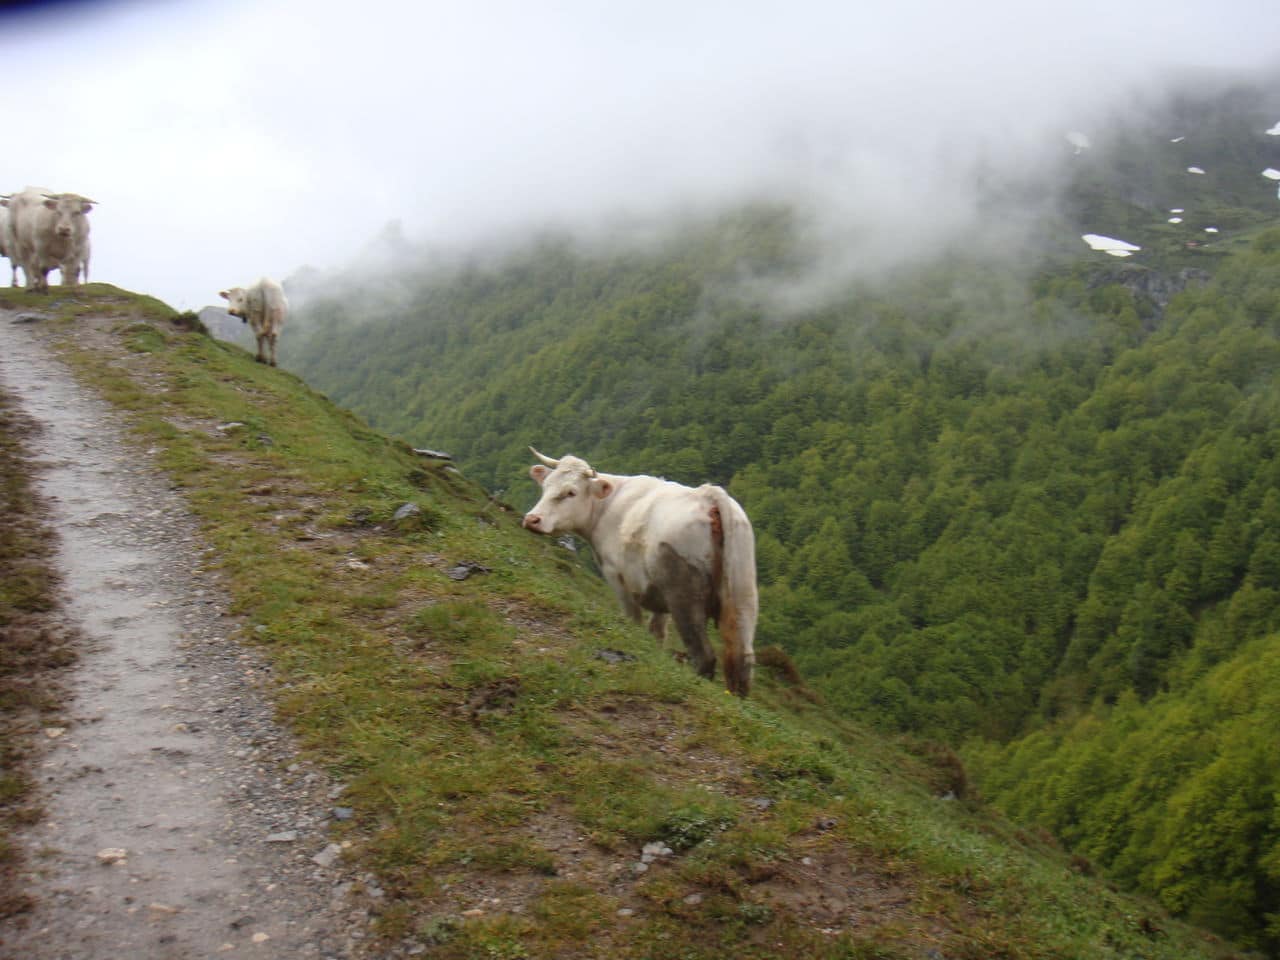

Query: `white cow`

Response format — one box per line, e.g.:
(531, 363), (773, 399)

(523, 449), (758, 696)
(0, 197), (16, 286)
(8, 187), (94, 292)
(219, 277), (288, 366)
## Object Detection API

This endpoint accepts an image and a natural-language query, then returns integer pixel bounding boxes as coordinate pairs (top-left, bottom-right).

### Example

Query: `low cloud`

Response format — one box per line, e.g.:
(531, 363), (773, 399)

(1, 0), (1276, 309)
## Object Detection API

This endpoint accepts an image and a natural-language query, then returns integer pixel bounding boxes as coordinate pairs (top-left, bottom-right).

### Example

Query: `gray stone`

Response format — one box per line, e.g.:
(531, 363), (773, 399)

(392, 502), (421, 523)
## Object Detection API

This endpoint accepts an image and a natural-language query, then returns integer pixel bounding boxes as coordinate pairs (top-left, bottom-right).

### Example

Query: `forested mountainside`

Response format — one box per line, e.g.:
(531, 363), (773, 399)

(276, 79), (1280, 949)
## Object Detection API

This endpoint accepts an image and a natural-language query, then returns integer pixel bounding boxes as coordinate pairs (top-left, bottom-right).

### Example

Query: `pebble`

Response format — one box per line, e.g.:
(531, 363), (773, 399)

(640, 841), (674, 864)
(265, 830), (298, 843)
(311, 843), (343, 868)
(96, 848), (128, 865)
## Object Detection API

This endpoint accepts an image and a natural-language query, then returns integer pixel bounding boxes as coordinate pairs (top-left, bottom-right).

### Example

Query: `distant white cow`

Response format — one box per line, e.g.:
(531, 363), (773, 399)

(0, 197), (16, 286)
(219, 277), (288, 366)
(8, 187), (95, 292)
(523, 449), (758, 695)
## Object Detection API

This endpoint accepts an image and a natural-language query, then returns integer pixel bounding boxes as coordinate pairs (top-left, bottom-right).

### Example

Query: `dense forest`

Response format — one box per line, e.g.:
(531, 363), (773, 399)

(277, 80), (1280, 950)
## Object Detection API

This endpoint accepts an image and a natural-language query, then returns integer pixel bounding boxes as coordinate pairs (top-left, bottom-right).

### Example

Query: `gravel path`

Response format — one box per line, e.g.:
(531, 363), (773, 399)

(0, 312), (374, 959)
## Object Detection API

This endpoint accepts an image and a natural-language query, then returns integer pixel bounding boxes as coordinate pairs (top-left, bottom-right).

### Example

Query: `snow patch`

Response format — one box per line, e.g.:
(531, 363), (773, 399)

(1187, 167), (1206, 175)
(1082, 234), (1141, 257)
(1204, 227), (1219, 234)
(1170, 136), (1186, 143)
(1267, 121), (1280, 136)
(1262, 168), (1280, 181)
(1168, 217), (1183, 224)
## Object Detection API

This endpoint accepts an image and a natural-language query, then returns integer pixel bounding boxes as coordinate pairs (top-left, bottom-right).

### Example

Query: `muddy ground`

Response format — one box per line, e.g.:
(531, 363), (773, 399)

(0, 310), (379, 959)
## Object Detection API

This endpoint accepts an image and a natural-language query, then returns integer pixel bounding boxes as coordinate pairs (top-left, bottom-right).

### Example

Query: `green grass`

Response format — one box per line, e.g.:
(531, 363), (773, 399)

(18, 286), (1253, 959)
(0, 386), (75, 921)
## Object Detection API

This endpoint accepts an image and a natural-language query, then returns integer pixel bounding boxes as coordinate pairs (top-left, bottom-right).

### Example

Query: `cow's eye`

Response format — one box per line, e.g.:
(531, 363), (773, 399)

(558, 490), (576, 500)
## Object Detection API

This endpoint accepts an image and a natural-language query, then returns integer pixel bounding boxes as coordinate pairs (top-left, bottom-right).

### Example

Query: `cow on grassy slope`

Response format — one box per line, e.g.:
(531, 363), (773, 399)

(219, 277), (288, 366)
(523, 449), (758, 696)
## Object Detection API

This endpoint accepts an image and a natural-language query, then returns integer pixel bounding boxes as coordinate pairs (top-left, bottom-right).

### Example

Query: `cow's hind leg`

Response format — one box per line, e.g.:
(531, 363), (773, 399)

(671, 606), (714, 680)
(255, 332), (267, 364)
(268, 332), (278, 367)
(657, 543), (716, 681)
(648, 612), (668, 641)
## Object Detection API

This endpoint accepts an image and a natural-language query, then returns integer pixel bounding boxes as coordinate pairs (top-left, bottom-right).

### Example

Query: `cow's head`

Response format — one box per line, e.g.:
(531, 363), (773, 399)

(41, 194), (94, 238)
(219, 287), (249, 321)
(523, 448), (613, 536)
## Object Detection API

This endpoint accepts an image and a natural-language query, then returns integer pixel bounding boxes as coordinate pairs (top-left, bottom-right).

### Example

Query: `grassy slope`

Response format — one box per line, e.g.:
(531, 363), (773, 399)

(0, 375), (75, 921)
(1, 284), (1248, 959)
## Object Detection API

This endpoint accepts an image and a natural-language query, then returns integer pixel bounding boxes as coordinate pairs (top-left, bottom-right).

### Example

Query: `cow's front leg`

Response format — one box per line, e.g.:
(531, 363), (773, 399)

(268, 332), (279, 367)
(613, 574), (645, 624)
(255, 332), (268, 364)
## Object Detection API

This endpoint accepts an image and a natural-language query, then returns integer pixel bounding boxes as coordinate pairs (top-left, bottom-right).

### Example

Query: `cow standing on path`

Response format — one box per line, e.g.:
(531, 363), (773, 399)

(523, 449), (758, 696)
(219, 277), (288, 366)
(8, 187), (94, 292)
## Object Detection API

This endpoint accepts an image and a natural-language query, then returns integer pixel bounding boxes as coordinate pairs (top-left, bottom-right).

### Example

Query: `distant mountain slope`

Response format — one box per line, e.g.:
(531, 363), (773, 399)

(275, 76), (1280, 950)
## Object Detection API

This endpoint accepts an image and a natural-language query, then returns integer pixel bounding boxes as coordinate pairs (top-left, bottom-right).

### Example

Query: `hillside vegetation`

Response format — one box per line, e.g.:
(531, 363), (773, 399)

(0, 286), (1251, 958)
(276, 79), (1280, 951)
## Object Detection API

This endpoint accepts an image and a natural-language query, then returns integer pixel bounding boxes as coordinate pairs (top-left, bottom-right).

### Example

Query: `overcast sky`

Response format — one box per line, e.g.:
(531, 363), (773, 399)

(2, 0), (1277, 310)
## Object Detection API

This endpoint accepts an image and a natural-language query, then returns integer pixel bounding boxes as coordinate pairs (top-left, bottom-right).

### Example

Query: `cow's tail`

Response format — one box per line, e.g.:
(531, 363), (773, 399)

(709, 486), (758, 697)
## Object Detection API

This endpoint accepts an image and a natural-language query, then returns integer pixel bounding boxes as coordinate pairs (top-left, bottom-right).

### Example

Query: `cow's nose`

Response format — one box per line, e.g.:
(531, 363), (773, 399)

(523, 514), (540, 530)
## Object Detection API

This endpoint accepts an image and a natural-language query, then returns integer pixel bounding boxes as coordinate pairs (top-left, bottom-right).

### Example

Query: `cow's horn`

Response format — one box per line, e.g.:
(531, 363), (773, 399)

(529, 447), (560, 468)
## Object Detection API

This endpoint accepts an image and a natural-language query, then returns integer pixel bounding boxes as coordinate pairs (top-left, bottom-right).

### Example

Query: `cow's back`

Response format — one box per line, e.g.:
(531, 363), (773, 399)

(251, 277), (288, 333)
(605, 477), (721, 572)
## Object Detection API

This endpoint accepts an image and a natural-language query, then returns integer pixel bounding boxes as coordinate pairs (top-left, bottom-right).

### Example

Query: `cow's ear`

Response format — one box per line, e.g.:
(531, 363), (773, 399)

(592, 478), (614, 499)
(218, 290), (229, 300)
(530, 464), (549, 485)
(80, 202), (94, 214)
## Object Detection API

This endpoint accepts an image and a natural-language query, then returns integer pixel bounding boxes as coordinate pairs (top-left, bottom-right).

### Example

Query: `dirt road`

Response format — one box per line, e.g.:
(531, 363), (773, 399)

(0, 312), (371, 959)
